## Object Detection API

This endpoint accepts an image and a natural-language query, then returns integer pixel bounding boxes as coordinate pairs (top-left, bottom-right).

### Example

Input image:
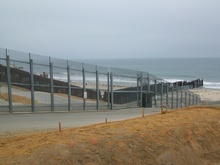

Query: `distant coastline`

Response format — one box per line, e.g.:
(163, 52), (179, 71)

(80, 57), (220, 89)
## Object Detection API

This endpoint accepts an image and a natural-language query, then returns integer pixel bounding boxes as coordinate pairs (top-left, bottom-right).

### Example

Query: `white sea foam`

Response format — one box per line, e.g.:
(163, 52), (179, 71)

(165, 79), (220, 89)
(203, 82), (220, 89)
(164, 79), (186, 83)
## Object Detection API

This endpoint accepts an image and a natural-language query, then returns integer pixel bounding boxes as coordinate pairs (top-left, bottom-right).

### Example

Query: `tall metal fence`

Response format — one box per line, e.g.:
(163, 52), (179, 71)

(0, 48), (203, 113)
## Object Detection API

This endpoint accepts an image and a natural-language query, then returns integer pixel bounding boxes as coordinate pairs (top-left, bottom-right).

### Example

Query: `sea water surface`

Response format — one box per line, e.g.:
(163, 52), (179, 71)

(80, 57), (220, 89)
(2, 53), (219, 89)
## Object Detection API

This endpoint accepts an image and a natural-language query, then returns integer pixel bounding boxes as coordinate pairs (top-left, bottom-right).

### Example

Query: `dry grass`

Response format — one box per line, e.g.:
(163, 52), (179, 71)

(0, 93), (37, 105)
(0, 106), (220, 165)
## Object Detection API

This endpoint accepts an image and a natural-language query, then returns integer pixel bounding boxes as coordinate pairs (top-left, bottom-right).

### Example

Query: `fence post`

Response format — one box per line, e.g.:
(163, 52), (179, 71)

(192, 94), (195, 105)
(29, 54), (35, 112)
(171, 87), (174, 109)
(96, 66), (99, 110)
(147, 74), (150, 94)
(107, 72), (110, 109)
(67, 61), (71, 111)
(49, 58), (54, 111)
(154, 79), (157, 106)
(185, 92), (187, 107)
(140, 74), (143, 107)
(176, 89), (178, 109)
(189, 93), (191, 106)
(6, 51), (12, 113)
(181, 90), (183, 108)
(82, 63), (86, 111)
(110, 72), (114, 110)
(196, 95), (198, 105)
(137, 74), (140, 107)
(161, 82), (163, 106)
(166, 84), (168, 106)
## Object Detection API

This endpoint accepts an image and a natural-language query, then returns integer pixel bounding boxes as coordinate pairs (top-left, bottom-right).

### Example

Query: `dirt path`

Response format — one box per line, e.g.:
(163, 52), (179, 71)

(0, 106), (220, 165)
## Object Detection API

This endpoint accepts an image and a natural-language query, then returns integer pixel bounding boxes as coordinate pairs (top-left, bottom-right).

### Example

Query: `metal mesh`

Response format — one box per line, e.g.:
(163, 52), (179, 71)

(0, 48), (203, 112)
(7, 49), (29, 62)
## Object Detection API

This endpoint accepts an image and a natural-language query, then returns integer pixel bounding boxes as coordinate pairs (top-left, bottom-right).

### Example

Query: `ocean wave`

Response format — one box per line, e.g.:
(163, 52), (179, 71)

(204, 81), (220, 89)
(164, 79), (186, 83)
(52, 74), (220, 89)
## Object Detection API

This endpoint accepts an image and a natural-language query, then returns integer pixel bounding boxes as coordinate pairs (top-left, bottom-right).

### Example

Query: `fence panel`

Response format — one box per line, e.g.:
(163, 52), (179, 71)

(0, 48), (203, 113)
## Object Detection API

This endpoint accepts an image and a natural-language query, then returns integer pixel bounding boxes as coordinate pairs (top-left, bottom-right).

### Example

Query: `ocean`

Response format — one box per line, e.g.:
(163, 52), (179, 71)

(1, 50), (219, 89)
(80, 57), (220, 89)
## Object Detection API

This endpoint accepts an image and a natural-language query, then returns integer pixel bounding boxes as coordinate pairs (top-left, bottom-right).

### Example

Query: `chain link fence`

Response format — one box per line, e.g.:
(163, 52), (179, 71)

(0, 48), (203, 112)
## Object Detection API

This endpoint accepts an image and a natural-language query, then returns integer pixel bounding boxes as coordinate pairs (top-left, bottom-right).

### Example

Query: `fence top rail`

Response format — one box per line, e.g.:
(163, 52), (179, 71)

(32, 62), (50, 67)
(8, 59), (30, 65)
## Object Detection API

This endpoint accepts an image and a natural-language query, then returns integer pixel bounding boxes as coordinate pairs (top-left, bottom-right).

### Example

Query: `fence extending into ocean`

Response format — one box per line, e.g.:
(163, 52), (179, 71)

(0, 48), (203, 113)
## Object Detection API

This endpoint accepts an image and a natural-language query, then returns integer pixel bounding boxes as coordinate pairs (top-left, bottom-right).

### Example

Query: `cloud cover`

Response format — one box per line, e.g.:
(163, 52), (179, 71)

(1, 0), (220, 59)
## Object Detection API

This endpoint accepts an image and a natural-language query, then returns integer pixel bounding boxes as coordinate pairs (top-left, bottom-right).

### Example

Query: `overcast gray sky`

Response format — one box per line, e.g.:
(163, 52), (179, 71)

(0, 0), (220, 59)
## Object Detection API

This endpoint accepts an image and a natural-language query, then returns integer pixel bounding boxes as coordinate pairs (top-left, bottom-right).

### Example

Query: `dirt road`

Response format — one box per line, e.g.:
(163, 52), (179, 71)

(0, 107), (160, 132)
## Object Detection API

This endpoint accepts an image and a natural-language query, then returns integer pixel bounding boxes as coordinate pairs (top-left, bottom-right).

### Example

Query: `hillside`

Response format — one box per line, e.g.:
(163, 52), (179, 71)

(0, 106), (220, 165)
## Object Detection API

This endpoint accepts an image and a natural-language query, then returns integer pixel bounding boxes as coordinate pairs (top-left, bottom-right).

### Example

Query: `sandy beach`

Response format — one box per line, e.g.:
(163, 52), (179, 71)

(190, 87), (220, 103)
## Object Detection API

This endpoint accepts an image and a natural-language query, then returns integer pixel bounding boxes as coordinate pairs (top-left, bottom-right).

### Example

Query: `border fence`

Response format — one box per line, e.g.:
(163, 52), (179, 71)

(0, 48), (203, 113)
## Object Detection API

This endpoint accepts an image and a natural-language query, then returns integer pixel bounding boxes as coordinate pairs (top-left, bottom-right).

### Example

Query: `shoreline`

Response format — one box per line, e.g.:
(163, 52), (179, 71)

(190, 87), (220, 102)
